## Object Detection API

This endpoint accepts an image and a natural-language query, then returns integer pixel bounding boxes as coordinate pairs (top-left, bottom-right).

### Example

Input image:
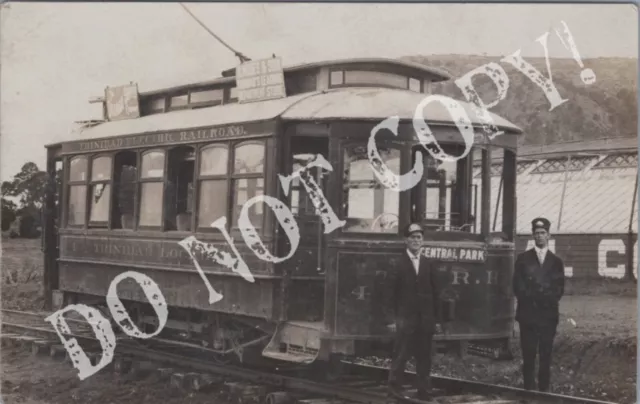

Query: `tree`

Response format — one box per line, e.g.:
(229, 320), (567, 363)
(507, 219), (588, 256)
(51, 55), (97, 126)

(1, 162), (47, 238)
(1, 197), (17, 232)
(1, 162), (47, 209)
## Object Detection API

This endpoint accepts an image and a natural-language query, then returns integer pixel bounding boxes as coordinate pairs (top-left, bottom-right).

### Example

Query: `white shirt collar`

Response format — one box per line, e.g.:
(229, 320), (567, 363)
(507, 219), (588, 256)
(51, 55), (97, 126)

(407, 248), (421, 259)
(407, 249), (421, 274)
(534, 245), (548, 255)
(534, 245), (548, 263)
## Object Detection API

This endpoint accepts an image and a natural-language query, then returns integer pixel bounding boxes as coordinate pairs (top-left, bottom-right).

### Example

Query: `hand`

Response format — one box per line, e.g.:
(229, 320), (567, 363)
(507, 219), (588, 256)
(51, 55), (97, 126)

(435, 323), (443, 334)
(387, 323), (397, 333)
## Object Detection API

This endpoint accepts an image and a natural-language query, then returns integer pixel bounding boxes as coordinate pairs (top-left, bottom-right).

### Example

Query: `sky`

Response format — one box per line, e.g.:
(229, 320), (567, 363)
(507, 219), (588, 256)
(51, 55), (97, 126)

(1, 2), (637, 181)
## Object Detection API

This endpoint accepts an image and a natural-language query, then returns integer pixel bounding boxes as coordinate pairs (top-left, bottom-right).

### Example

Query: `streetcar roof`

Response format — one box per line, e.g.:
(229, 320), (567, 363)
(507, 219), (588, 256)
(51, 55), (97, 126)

(141, 57), (451, 97)
(48, 87), (521, 148)
(281, 87), (522, 133)
(50, 92), (314, 148)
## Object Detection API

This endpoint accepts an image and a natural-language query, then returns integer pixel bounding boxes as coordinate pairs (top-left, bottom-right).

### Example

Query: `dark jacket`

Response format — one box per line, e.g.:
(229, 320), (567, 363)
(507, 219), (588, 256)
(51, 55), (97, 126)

(513, 248), (565, 326)
(393, 251), (440, 334)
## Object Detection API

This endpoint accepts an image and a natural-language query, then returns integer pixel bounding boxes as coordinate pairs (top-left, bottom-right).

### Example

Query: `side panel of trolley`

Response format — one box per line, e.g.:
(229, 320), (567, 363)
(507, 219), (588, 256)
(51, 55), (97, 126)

(57, 234), (281, 319)
(327, 244), (514, 341)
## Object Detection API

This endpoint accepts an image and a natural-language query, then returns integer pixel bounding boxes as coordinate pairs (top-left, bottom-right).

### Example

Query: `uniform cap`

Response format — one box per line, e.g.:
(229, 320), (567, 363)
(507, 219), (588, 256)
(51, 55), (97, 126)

(405, 223), (424, 237)
(532, 217), (550, 232)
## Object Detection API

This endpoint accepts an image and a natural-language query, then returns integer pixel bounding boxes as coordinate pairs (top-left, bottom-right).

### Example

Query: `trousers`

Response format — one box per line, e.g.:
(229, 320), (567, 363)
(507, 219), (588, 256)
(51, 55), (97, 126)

(519, 322), (557, 391)
(388, 323), (433, 395)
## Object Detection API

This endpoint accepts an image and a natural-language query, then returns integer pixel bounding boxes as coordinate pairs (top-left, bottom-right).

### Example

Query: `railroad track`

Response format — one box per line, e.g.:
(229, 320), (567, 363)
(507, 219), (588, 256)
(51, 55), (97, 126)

(1, 309), (619, 404)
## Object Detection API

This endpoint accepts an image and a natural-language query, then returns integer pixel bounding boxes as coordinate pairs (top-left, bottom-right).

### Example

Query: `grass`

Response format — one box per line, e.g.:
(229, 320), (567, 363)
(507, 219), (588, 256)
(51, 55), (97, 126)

(1, 237), (45, 311)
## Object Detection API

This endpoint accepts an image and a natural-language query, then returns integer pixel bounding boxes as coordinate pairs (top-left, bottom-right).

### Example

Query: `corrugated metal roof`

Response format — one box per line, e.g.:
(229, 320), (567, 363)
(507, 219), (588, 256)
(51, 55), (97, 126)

(472, 176), (505, 232)
(560, 167), (637, 233)
(478, 157), (638, 234)
(518, 137), (638, 158)
(281, 88), (522, 133)
(516, 173), (567, 233)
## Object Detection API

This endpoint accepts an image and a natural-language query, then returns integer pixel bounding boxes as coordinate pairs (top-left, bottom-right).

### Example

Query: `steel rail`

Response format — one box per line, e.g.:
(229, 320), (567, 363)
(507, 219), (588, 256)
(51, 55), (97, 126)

(1, 309), (94, 328)
(0, 322), (515, 404)
(1, 310), (621, 404)
(120, 345), (397, 404)
(2, 309), (47, 317)
(347, 362), (619, 404)
(1, 321), (118, 343)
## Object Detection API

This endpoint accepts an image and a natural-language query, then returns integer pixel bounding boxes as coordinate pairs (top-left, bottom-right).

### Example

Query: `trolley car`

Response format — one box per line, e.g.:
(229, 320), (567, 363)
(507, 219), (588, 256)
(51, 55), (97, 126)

(42, 57), (522, 365)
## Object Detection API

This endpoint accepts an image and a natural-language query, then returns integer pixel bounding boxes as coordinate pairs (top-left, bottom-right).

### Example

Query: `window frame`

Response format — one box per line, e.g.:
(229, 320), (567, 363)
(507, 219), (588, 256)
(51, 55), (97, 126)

(490, 147), (517, 242)
(111, 150), (139, 230)
(65, 155), (89, 228)
(230, 140), (266, 232)
(140, 96), (167, 115)
(411, 144), (480, 236)
(328, 68), (420, 93)
(195, 139), (267, 233)
(167, 92), (190, 111)
(61, 136), (268, 234)
(196, 143), (230, 232)
(87, 154), (114, 228)
(340, 140), (404, 236)
(140, 85), (236, 116)
(137, 148), (166, 230)
(188, 87), (224, 109)
(163, 145), (196, 232)
(289, 158), (326, 217)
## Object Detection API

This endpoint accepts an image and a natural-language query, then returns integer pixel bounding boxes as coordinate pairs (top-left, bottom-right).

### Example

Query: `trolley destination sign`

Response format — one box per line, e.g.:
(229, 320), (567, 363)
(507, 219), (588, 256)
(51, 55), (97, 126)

(422, 245), (487, 263)
(236, 57), (286, 103)
(61, 121), (275, 154)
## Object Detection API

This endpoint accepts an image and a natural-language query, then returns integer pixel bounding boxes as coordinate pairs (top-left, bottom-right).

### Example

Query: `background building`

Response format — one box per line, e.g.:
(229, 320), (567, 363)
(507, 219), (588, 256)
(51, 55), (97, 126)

(474, 137), (637, 279)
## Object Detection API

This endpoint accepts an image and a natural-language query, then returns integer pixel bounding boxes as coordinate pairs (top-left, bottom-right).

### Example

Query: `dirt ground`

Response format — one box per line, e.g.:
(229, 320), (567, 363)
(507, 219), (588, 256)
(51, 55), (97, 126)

(432, 294), (637, 403)
(1, 238), (637, 404)
(0, 346), (238, 404)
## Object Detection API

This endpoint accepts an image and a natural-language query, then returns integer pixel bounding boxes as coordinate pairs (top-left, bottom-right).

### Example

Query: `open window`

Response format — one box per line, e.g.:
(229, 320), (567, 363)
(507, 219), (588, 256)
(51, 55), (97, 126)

(66, 156), (88, 227)
(165, 146), (195, 231)
(88, 155), (113, 228)
(290, 136), (329, 216)
(342, 144), (400, 234)
(138, 149), (165, 228)
(112, 151), (137, 229)
(471, 146), (516, 242)
(287, 135), (329, 277)
(411, 144), (474, 232)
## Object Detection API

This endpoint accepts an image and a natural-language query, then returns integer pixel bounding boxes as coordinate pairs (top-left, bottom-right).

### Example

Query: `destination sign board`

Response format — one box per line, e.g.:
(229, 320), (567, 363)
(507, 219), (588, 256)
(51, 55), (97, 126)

(105, 83), (140, 121)
(60, 121), (276, 154)
(236, 57), (286, 103)
(422, 245), (487, 263)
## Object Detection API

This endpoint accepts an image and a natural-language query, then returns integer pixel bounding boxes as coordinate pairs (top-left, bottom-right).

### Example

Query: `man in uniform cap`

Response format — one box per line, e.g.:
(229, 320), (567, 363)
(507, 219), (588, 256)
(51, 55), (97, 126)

(387, 223), (441, 400)
(513, 217), (565, 392)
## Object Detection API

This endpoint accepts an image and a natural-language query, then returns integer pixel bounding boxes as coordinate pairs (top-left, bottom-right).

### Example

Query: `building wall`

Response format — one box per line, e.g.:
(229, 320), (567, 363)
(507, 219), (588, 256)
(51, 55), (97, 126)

(478, 150), (639, 280)
(514, 233), (638, 279)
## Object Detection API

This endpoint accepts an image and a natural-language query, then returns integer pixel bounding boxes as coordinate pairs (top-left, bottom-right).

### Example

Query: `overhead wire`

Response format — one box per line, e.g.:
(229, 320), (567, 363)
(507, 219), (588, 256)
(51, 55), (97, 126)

(178, 3), (251, 64)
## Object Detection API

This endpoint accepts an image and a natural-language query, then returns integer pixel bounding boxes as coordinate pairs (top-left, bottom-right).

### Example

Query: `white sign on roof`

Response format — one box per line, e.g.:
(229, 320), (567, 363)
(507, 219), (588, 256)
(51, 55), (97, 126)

(105, 83), (140, 121)
(236, 57), (286, 103)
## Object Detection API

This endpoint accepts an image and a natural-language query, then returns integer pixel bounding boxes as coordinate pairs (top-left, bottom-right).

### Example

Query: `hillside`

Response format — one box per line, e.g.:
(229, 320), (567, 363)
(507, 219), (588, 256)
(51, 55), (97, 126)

(401, 55), (637, 146)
